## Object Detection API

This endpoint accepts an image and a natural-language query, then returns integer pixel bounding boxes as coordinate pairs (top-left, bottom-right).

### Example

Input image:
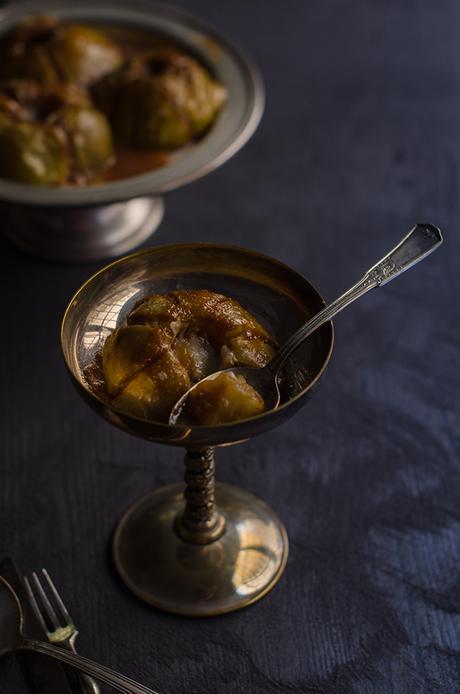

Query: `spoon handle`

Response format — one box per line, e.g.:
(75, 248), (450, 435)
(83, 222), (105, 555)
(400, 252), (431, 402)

(20, 639), (162, 694)
(269, 223), (443, 372)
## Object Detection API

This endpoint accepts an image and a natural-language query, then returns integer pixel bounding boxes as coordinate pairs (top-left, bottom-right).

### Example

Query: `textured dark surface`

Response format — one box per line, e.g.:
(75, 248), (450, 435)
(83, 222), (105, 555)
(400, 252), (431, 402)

(0, 1), (459, 692)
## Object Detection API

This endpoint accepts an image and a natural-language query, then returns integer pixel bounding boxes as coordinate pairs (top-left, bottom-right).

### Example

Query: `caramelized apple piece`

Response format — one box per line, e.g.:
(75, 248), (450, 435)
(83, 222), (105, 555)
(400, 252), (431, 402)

(113, 350), (190, 421)
(102, 324), (173, 395)
(222, 336), (276, 368)
(49, 104), (114, 183)
(94, 49), (226, 149)
(48, 23), (123, 86)
(101, 290), (275, 424)
(128, 294), (179, 325)
(129, 290), (276, 357)
(0, 16), (123, 87)
(0, 79), (114, 185)
(187, 372), (265, 426)
(0, 121), (69, 185)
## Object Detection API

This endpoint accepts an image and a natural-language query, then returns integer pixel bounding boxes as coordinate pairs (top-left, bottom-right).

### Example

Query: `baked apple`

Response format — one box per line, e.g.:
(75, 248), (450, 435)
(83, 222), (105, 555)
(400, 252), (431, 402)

(102, 290), (275, 423)
(0, 16), (123, 87)
(0, 80), (114, 184)
(94, 49), (226, 149)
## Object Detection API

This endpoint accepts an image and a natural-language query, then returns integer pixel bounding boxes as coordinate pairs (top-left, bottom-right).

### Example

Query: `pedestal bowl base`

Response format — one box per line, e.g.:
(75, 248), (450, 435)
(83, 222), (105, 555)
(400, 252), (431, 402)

(113, 482), (288, 616)
(5, 196), (164, 262)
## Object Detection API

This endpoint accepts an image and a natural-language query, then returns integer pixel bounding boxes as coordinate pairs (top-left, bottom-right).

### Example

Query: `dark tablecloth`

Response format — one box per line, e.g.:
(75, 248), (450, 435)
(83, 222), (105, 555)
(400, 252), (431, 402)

(0, 1), (459, 692)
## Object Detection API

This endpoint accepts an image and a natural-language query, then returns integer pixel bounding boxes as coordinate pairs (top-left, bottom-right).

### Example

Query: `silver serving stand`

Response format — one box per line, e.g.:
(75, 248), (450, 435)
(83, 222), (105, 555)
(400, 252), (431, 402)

(0, 0), (264, 261)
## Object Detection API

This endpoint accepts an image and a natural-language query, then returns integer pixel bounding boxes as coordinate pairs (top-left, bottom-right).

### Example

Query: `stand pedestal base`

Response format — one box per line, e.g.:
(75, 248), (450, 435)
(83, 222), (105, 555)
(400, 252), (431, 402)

(113, 482), (288, 616)
(5, 196), (164, 262)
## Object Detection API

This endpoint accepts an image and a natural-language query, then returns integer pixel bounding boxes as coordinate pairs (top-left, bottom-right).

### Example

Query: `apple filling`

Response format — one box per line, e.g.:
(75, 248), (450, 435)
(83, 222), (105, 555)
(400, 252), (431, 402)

(186, 371), (265, 426)
(101, 289), (275, 423)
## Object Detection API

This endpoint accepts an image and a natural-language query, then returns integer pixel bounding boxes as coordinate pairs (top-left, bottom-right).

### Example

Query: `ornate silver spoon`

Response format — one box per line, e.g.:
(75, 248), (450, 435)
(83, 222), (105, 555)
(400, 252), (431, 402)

(0, 576), (161, 694)
(169, 223), (443, 426)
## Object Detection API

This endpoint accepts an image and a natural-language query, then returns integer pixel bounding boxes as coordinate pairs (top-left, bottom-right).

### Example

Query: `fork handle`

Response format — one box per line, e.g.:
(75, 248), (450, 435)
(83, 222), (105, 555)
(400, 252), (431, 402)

(20, 639), (163, 694)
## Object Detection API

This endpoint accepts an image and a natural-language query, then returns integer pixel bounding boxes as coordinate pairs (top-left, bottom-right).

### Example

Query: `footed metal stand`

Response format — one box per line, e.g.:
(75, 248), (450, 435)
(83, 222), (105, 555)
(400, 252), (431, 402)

(113, 448), (288, 616)
(62, 244), (334, 618)
(5, 196), (164, 262)
(0, 0), (265, 264)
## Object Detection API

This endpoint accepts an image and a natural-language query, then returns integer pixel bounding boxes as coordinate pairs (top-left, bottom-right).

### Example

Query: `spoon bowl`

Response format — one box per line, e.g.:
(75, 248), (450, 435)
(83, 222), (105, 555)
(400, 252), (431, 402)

(169, 365), (281, 426)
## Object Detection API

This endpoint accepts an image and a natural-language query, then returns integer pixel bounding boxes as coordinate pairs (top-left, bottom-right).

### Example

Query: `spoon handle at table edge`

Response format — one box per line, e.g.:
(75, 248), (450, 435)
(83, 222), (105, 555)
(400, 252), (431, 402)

(269, 223), (443, 372)
(68, 637), (101, 694)
(19, 639), (162, 694)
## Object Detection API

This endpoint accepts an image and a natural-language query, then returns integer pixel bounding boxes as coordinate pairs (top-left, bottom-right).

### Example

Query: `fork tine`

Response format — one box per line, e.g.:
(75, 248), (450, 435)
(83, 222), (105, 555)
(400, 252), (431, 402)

(42, 569), (73, 625)
(31, 570), (61, 630)
(23, 576), (49, 634)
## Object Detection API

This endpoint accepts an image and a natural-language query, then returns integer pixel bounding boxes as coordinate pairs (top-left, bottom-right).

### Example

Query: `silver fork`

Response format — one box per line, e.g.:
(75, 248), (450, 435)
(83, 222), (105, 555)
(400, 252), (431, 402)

(24, 569), (100, 694)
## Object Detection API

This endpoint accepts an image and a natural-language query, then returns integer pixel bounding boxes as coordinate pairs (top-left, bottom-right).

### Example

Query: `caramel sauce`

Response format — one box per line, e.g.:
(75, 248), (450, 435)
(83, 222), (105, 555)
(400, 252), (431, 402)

(101, 146), (170, 182)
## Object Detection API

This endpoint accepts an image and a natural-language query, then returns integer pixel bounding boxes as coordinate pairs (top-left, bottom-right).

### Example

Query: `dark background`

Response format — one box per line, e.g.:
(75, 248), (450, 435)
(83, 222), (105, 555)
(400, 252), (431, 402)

(1, 1), (459, 692)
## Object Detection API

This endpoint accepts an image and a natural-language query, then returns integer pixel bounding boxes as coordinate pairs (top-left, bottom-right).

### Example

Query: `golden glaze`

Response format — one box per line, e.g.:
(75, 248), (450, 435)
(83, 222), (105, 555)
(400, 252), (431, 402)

(102, 289), (276, 423)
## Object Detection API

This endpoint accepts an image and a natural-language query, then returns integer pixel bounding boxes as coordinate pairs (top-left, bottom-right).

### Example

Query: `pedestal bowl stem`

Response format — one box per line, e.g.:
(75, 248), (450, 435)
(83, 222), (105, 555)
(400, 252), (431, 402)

(176, 447), (226, 544)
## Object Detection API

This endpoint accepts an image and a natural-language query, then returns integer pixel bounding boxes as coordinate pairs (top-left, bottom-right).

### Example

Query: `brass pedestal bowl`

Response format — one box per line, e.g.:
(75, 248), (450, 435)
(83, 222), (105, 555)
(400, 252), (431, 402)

(61, 244), (333, 615)
(0, 0), (263, 261)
